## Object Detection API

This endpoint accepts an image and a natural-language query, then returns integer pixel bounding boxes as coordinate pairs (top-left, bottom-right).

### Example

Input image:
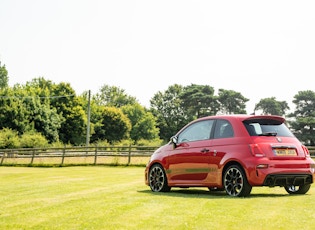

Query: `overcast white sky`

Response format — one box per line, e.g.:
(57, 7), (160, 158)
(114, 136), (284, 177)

(0, 0), (314, 114)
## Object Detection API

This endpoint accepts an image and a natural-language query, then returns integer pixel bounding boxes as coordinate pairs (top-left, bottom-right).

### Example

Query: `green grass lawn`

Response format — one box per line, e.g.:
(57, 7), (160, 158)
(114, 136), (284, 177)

(1, 166), (315, 230)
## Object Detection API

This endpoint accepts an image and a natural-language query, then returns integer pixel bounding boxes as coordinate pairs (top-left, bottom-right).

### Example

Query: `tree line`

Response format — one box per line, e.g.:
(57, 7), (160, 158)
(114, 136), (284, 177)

(0, 61), (314, 148)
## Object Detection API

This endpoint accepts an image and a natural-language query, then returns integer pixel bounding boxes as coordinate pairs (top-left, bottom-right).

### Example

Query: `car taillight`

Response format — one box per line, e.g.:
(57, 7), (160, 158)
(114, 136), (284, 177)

(302, 145), (310, 157)
(249, 144), (265, 157)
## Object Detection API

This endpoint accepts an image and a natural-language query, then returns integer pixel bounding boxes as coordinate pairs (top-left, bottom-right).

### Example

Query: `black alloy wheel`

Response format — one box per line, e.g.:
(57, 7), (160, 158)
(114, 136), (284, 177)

(284, 184), (311, 195)
(149, 164), (171, 192)
(223, 165), (252, 197)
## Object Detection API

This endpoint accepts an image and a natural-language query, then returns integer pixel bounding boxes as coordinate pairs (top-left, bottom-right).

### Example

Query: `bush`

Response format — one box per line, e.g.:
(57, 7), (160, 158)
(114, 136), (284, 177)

(0, 128), (20, 148)
(49, 141), (69, 148)
(135, 138), (164, 147)
(112, 139), (134, 146)
(19, 131), (48, 148)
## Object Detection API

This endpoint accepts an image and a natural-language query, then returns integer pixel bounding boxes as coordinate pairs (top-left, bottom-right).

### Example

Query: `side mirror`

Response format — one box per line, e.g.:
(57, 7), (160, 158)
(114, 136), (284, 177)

(170, 136), (178, 149)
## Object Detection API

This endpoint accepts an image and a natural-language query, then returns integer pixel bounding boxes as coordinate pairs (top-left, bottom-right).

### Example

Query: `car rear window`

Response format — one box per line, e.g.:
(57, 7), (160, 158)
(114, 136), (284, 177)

(243, 119), (294, 137)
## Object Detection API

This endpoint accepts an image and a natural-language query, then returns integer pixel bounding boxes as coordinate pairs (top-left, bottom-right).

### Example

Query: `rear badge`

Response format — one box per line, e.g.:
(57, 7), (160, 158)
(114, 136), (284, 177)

(276, 137), (282, 142)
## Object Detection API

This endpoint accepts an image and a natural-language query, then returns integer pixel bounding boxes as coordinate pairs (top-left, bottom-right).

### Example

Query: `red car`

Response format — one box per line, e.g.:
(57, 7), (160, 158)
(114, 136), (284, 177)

(145, 115), (315, 197)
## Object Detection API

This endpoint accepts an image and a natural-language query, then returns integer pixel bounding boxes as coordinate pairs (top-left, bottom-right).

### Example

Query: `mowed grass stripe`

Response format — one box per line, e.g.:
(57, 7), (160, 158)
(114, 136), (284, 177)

(1, 166), (315, 229)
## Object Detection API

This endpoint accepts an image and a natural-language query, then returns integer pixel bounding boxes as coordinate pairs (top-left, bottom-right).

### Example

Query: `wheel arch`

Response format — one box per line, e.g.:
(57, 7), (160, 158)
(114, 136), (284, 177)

(148, 161), (165, 172)
(221, 161), (248, 184)
(147, 161), (169, 181)
(147, 162), (171, 192)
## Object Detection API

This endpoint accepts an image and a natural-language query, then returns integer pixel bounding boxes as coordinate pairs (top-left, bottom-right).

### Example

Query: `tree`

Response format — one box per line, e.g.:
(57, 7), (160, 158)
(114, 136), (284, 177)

(150, 84), (188, 141)
(288, 90), (315, 145)
(0, 81), (61, 143)
(21, 79), (61, 142)
(50, 82), (86, 145)
(121, 103), (159, 143)
(179, 84), (219, 118)
(0, 87), (30, 134)
(0, 61), (9, 89)
(254, 97), (289, 116)
(217, 89), (248, 114)
(94, 85), (138, 107)
(91, 107), (131, 143)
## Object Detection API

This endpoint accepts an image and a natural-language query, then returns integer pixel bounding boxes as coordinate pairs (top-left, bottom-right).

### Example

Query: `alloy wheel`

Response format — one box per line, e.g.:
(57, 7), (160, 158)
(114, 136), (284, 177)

(149, 165), (169, 192)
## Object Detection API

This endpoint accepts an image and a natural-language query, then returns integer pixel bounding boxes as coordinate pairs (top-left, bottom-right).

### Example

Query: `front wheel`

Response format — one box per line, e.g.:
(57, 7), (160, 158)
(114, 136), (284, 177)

(148, 164), (171, 192)
(223, 165), (252, 197)
(284, 184), (311, 195)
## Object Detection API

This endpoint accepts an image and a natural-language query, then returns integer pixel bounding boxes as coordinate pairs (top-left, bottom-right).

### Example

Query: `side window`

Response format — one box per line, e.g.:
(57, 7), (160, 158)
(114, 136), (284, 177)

(178, 120), (214, 143)
(214, 119), (234, 139)
(245, 123), (262, 135)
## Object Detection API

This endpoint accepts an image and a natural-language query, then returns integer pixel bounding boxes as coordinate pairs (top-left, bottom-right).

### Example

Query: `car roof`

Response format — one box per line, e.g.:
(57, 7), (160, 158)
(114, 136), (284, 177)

(196, 114), (285, 123)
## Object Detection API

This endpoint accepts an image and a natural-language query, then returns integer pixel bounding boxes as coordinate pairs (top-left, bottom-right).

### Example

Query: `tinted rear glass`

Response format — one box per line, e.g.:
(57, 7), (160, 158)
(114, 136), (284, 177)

(243, 119), (294, 137)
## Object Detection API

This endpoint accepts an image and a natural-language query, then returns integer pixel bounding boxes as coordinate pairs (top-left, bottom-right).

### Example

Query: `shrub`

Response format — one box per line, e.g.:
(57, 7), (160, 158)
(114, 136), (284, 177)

(0, 128), (20, 149)
(135, 138), (164, 147)
(19, 131), (49, 148)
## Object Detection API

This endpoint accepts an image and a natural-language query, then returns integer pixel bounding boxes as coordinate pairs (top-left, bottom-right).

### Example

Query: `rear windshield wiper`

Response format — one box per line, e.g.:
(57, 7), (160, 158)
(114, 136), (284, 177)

(258, 132), (277, 136)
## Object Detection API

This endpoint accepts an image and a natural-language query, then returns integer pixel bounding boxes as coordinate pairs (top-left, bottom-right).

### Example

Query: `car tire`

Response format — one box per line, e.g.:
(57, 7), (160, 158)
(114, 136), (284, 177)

(223, 165), (252, 197)
(149, 164), (171, 192)
(284, 184), (311, 195)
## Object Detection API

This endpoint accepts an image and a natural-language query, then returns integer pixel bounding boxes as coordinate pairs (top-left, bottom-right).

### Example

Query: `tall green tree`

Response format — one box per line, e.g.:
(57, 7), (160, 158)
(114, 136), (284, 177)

(94, 85), (138, 107)
(288, 90), (315, 145)
(0, 87), (30, 134)
(121, 103), (159, 143)
(0, 61), (9, 89)
(50, 82), (86, 145)
(254, 97), (289, 116)
(0, 80), (60, 143)
(22, 79), (61, 142)
(150, 84), (188, 141)
(180, 84), (219, 118)
(217, 89), (248, 114)
(91, 107), (131, 144)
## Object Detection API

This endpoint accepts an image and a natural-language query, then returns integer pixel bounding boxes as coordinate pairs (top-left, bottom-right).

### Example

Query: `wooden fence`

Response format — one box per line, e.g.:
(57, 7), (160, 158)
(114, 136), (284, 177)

(0, 145), (158, 166)
(0, 145), (314, 167)
(309, 146), (315, 156)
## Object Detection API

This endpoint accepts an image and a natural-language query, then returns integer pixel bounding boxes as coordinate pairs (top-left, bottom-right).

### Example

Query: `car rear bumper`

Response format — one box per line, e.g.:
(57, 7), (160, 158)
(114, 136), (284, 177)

(246, 157), (315, 186)
(263, 173), (313, 187)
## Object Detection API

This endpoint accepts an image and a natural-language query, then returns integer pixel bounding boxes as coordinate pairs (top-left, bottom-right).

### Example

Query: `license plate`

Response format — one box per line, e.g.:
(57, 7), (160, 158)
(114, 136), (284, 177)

(274, 148), (296, 156)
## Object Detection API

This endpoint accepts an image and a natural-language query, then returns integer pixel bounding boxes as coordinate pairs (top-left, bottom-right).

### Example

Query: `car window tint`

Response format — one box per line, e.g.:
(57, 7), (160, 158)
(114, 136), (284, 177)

(214, 119), (234, 139)
(246, 123), (262, 135)
(244, 120), (294, 137)
(178, 120), (214, 143)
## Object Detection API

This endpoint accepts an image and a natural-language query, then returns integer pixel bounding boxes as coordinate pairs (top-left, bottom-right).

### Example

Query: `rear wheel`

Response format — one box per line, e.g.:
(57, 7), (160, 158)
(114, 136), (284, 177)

(284, 184), (311, 195)
(223, 165), (252, 197)
(149, 164), (171, 192)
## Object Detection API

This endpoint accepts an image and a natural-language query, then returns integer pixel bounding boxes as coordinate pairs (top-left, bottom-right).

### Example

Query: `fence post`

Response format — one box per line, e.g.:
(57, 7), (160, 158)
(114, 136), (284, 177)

(94, 145), (98, 165)
(30, 150), (35, 165)
(61, 146), (66, 165)
(0, 152), (5, 165)
(127, 144), (131, 165)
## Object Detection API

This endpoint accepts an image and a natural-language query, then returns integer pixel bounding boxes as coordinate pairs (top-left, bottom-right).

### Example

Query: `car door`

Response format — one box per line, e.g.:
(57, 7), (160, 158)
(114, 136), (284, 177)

(209, 119), (235, 184)
(167, 119), (214, 183)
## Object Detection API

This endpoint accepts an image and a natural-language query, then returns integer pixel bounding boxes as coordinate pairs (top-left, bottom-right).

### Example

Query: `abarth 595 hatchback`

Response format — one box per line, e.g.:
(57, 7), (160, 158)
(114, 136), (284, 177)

(145, 115), (315, 197)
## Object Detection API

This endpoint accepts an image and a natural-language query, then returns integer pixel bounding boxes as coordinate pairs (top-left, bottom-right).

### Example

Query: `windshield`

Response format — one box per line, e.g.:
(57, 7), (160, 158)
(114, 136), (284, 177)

(243, 119), (294, 137)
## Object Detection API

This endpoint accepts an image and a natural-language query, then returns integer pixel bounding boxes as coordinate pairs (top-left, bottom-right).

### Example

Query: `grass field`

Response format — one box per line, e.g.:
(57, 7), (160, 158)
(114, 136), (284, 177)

(1, 166), (315, 230)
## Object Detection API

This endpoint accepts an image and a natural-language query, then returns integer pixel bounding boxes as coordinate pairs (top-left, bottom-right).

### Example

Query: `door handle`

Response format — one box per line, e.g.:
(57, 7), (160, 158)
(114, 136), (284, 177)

(201, 148), (209, 153)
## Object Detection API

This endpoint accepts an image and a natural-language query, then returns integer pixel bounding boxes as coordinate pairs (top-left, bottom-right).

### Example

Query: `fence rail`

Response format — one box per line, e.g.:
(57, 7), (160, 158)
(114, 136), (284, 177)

(0, 145), (158, 166)
(1, 145), (315, 166)
(308, 146), (315, 156)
